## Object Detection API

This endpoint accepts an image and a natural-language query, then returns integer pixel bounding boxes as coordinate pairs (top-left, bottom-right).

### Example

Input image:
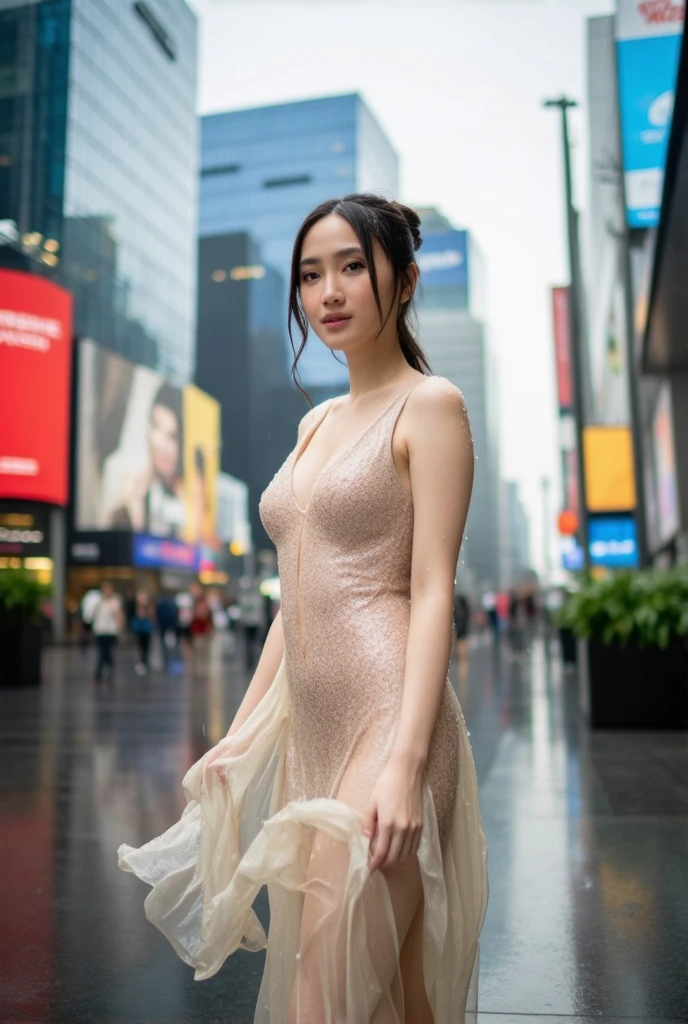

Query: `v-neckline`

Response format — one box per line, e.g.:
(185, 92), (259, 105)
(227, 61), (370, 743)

(289, 381), (422, 515)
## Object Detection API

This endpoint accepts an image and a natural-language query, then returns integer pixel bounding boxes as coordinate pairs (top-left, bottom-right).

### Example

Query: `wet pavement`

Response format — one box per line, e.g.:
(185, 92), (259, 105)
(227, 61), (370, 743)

(1, 631), (687, 1024)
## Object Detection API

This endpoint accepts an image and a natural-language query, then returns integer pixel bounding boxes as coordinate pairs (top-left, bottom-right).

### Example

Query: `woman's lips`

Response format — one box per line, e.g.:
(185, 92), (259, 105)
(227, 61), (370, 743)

(322, 316), (351, 329)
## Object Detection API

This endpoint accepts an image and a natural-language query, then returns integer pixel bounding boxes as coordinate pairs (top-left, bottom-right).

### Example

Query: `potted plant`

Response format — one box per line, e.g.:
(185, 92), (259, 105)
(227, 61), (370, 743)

(0, 570), (51, 688)
(556, 568), (688, 729)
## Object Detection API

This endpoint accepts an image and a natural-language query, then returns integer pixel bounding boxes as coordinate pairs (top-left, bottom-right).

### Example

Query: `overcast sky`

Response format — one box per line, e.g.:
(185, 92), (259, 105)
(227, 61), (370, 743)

(189, 0), (615, 575)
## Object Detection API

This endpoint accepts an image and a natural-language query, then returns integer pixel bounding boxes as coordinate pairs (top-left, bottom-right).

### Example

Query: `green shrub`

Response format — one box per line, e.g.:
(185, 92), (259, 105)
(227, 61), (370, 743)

(0, 570), (51, 627)
(556, 568), (688, 650)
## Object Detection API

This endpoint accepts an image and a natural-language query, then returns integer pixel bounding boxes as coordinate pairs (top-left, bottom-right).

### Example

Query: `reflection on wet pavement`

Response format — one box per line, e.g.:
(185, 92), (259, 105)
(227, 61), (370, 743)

(1, 633), (687, 1023)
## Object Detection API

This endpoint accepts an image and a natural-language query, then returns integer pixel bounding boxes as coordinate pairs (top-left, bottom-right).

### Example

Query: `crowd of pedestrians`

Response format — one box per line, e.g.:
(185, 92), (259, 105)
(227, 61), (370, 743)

(77, 578), (270, 685)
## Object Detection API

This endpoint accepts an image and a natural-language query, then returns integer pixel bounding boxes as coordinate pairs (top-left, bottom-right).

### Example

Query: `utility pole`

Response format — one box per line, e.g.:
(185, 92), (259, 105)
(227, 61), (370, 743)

(544, 96), (591, 574)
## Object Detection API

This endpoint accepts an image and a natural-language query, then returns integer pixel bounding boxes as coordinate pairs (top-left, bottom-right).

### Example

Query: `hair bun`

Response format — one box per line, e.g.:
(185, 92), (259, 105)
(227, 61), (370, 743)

(393, 201), (423, 252)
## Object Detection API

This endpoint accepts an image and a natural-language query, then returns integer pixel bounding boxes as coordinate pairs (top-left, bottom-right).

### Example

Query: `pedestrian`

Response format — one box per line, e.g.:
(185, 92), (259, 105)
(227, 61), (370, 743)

(131, 591), (154, 675)
(453, 592), (471, 670)
(91, 581), (123, 684)
(79, 587), (101, 651)
(119, 193), (488, 1019)
(189, 587), (213, 678)
(156, 592), (179, 671)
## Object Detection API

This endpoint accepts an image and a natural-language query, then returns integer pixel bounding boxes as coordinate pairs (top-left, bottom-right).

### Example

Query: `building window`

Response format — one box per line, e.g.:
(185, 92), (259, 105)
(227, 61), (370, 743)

(202, 164), (241, 177)
(262, 175), (312, 189)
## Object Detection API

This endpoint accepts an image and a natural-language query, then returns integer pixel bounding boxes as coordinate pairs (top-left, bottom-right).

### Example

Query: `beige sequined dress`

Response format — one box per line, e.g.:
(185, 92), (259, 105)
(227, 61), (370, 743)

(118, 378), (489, 1023)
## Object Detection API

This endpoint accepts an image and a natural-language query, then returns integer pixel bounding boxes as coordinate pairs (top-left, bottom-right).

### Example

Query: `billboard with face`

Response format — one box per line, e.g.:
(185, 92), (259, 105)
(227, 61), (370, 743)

(76, 340), (186, 537)
(0, 270), (73, 505)
(183, 384), (220, 546)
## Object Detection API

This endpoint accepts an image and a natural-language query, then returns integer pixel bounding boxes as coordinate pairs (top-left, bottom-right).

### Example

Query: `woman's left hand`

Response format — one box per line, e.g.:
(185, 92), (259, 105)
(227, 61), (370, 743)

(362, 756), (424, 873)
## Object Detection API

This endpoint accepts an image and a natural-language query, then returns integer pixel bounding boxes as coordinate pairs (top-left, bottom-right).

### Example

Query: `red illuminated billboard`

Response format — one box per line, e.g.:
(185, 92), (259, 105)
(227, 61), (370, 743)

(551, 286), (573, 413)
(0, 270), (73, 506)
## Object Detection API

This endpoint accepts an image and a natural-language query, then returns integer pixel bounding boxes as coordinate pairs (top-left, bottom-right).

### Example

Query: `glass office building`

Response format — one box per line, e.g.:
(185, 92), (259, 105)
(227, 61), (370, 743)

(0, 0), (198, 383)
(199, 93), (399, 387)
(416, 214), (505, 589)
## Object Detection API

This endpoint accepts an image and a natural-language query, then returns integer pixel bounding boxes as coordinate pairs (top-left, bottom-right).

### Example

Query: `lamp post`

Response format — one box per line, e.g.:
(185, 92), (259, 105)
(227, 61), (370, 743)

(544, 96), (591, 574)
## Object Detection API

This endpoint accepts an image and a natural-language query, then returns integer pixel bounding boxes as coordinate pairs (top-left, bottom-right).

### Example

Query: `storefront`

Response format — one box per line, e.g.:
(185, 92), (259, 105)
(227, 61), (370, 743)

(0, 503), (53, 584)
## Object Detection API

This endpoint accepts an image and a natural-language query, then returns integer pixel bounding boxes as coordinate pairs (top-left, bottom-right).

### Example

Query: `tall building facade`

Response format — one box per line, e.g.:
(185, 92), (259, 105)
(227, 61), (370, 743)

(0, 0), (198, 383)
(0, 0), (200, 633)
(196, 231), (296, 551)
(415, 212), (504, 589)
(199, 93), (400, 388)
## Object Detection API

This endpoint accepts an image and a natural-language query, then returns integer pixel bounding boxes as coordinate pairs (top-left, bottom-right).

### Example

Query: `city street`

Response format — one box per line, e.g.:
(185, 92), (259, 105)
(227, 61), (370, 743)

(1, 633), (687, 1024)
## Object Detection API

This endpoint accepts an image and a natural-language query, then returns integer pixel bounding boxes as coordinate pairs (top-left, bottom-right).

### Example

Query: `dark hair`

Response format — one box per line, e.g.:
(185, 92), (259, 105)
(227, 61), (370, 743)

(150, 382), (183, 476)
(287, 193), (431, 402)
(194, 445), (206, 477)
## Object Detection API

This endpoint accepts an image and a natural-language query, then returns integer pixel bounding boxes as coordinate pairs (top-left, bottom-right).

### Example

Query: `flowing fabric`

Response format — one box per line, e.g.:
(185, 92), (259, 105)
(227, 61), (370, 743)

(118, 377), (489, 1022)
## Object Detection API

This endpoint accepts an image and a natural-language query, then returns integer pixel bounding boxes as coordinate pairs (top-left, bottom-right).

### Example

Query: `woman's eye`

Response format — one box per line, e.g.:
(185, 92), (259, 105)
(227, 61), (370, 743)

(301, 271), (317, 283)
(345, 261), (365, 272)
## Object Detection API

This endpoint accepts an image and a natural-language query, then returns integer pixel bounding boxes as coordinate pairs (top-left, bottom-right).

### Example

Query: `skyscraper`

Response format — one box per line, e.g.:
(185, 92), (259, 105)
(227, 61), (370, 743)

(0, 0), (198, 383)
(415, 211), (504, 589)
(199, 93), (399, 388)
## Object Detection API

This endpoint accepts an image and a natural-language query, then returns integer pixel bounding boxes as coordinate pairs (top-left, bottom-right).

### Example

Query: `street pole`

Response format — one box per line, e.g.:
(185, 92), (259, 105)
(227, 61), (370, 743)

(544, 96), (591, 574)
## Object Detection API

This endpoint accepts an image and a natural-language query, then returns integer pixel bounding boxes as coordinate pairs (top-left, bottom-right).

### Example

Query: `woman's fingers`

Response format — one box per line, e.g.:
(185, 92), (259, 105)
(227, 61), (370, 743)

(368, 823), (392, 872)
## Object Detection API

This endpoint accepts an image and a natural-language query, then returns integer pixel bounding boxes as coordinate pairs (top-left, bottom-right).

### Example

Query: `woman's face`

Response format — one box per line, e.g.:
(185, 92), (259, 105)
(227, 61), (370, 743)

(298, 214), (398, 356)
(149, 403), (180, 484)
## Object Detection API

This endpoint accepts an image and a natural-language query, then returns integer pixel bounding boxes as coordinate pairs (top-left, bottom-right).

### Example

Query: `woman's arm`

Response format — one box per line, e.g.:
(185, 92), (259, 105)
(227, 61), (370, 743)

(392, 378), (474, 766)
(365, 378), (474, 870)
(226, 608), (285, 737)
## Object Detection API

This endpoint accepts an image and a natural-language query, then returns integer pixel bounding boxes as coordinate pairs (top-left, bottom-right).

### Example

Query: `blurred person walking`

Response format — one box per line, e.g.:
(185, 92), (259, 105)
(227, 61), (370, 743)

(453, 592), (471, 671)
(156, 592), (179, 672)
(119, 193), (487, 1020)
(91, 581), (123, 684)
(79, 587), (101, 651)
(189, 587), (213, 678)
(131, 591), (155, 675)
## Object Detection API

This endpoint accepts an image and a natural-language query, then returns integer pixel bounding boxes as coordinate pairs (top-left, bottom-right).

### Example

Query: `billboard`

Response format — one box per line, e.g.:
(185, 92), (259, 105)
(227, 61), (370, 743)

(589, 514), (639, 567)
(651, 382), (680, 545)
(183, 385), (220, 546)
(0, 270), (73, 505)
(551, 286), (573, 412)
(583, 426), (637, 512)
(416, 230), (468, 300)
(76, 339), (220, 542)
(616, 0), (684, 227)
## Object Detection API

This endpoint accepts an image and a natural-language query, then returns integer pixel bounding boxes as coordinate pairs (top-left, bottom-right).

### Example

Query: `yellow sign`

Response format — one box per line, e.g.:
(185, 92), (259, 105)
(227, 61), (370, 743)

(583, 426), (636, 512)
(183, 384), (220, 545)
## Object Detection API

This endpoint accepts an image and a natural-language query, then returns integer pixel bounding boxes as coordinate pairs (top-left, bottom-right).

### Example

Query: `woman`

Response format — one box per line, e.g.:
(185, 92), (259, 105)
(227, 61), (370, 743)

(109, 383), (185, 537)
(118, 194), (488, 1022)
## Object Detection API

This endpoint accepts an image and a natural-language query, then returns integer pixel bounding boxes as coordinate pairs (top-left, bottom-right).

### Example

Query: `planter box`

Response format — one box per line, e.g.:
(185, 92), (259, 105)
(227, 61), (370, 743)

(0, 624), (43, 688)
(578, 637), (688, 729)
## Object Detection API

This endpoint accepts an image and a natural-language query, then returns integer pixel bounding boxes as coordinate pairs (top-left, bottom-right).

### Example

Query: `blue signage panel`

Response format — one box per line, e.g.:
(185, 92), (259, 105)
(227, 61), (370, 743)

(588, 515), (639, 568)
(416, 230), (468, 289)
(617, 30), (683, 227)
(561, 535), (584, 571)
(133, 533), (199, 571)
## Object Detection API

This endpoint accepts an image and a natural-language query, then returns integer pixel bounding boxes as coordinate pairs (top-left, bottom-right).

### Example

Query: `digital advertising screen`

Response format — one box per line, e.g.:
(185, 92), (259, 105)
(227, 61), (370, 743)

(76, 340), (186, 538)
(0, 270), (73, 505)
(183, 384), (220, 546)
(616, 0), (684, 227)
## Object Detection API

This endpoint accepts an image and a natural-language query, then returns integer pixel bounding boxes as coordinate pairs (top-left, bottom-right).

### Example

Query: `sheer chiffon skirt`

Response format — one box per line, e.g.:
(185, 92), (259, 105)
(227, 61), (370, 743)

(117, 658), (489, 1022)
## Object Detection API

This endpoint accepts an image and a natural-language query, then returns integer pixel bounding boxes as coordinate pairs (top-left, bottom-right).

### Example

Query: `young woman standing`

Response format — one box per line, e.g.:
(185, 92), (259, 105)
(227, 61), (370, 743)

(119, 194), (488, 1022)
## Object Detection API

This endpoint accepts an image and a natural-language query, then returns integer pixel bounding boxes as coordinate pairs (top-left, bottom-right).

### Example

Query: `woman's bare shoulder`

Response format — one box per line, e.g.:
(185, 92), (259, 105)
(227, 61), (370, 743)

(403, 376), (470, 436)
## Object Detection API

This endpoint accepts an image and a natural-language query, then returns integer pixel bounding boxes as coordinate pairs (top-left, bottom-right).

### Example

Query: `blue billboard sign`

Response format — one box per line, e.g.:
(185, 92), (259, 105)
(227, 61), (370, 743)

(616, 2), (684, 227)
(588, 514), (639, 568)
(133, 534), (199, 571)
(416, 230), (468, 289)
(561, 535), (584, 571)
